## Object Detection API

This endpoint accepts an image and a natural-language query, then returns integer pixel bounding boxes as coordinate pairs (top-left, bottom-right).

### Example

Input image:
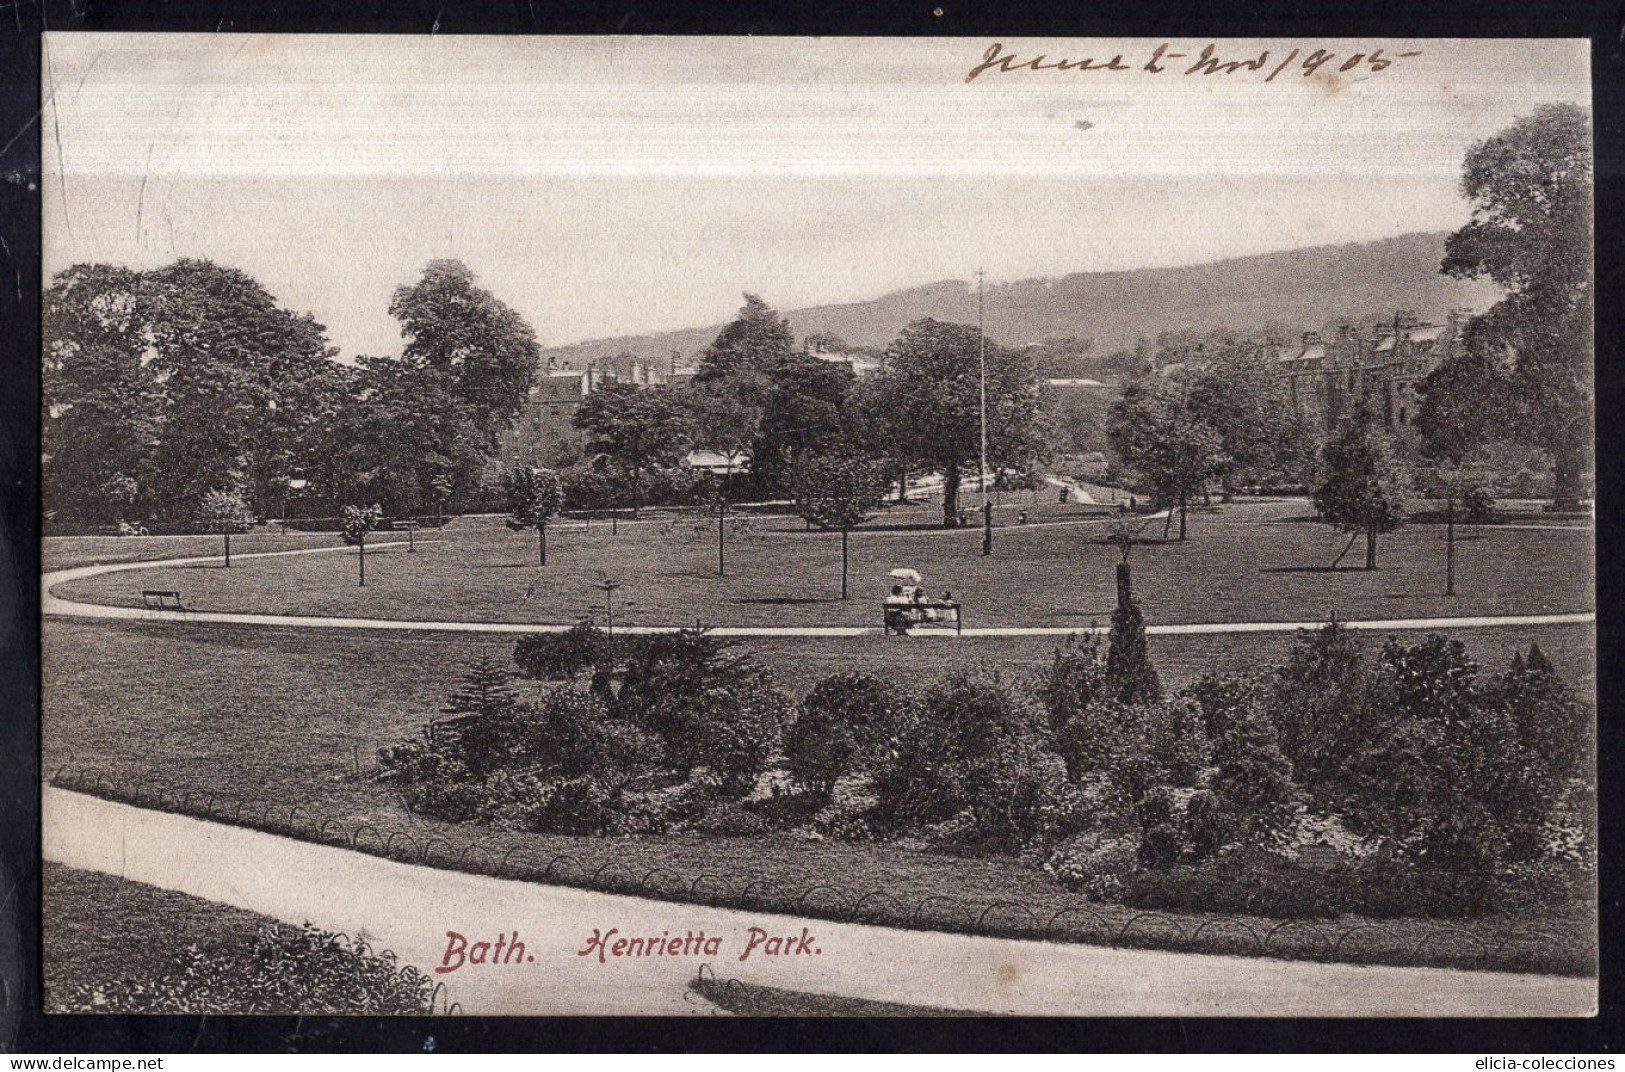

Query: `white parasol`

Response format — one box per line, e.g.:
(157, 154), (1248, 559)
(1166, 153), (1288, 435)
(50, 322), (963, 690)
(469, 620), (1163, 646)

(888, 568), (923, 584)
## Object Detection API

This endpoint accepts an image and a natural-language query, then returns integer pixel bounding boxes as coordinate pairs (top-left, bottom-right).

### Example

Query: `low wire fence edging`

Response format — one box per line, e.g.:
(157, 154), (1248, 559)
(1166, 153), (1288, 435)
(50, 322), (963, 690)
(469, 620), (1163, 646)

(43, 765), (1592, 979)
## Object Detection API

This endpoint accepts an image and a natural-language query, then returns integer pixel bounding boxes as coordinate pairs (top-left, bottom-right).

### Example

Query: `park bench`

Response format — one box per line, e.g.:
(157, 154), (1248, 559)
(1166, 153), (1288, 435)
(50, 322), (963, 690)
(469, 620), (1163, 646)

(141, 589), (186, 611)
(883, 600), (962, 636)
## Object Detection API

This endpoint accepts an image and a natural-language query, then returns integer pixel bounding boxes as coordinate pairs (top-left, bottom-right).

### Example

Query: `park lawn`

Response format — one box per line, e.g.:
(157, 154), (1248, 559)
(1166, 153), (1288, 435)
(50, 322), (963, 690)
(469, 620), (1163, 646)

(42, 617), (1597, 974)
(56, 502), (1593, 630)
(43, 862), (284, 1011)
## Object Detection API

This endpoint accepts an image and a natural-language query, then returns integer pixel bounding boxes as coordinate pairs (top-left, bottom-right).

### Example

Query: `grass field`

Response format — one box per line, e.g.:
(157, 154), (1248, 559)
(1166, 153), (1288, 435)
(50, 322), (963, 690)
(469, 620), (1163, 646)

(54, 501), (1593, 629)
(41, 496), (1597, 974)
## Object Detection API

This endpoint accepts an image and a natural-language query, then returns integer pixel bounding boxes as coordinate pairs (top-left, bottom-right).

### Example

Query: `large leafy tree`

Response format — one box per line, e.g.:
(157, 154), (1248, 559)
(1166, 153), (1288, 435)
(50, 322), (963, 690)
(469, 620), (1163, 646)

(140, 259), (344, 521)
(42, 264), (158, 526)
(791, 453), (890, 599)
(1183, 348), (1317, 495)
(312, 356), (487, 517)
(1429, 102), (1592, 507)
(571, 381), (689, 516)
(694, 293), (796, 390)
(388, 259), (540, 445)
(1313, 406), (1409, 569)
(753, 352), (856, 493)
(867, 318), (1045, 527)
(1107, 379), (1227, 540)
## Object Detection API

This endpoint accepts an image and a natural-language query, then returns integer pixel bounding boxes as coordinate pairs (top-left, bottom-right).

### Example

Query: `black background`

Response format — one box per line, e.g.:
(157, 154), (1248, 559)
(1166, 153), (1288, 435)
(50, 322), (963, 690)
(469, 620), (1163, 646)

(1, 0), (1620, 1054)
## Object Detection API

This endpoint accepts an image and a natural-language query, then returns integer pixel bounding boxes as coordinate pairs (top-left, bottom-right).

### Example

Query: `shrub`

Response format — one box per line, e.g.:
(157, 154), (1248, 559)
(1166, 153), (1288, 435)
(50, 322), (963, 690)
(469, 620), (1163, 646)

(1266, 621), (1370, 789)
(1106, 589), (1161, 704)
(785, 672), (911, 795)
(1461, 483), (1496, 522)
(613, 631), (786, 791)
(513, 623), (608, 682)
(1138, 822), (1184, 870)
(193, 488), (255, 533)
(52, 923), (433, 1014)
(1210, 712), (1298, 847)
(1183, 789), (1232, 860)
(1336, 636), (1577, 872)
(871, 671), (1079, 853)
(1045, 831), (1139, 900)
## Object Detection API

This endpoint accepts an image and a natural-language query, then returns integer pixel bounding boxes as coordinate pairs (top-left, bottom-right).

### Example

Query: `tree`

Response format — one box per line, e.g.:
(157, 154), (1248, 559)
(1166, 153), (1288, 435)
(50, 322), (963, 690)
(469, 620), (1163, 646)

(1105, 585), (1161, 706)
(1436, 103), (1593, 508)
(312, 356), (487, 518)
(695, 294), (796, 388)
(430, 473), (455, 525)
(754, 352), (856, 493)
(868, 319), (1045, 527)
(193, 489), (254, 567)
(388, 259), (540, 446)
(1313, 407), (1409, 569)
(340, 504), (382, 586)
(42, 265), (158, 527)
(442, 653), (518, 719)
(571, 382), (688, 516)
(502, 465), (565, 566)
(1184, 348), (1318, 495)
(1107, 379), (1227, 540)
(791, 454), (890, 599)
(140, 259), (345, 521)
(684, 385), (761, 576)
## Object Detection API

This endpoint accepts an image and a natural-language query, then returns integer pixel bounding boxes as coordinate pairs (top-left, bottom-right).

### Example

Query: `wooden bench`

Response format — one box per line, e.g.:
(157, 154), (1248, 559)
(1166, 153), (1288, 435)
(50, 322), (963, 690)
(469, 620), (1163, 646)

(141, 590), (186, 611)
(884, 601), (962, 636)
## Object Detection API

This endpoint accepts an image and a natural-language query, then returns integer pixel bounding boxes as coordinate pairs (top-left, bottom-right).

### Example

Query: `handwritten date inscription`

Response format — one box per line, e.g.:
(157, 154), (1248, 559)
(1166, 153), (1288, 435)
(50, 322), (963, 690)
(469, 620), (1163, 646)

(965, 42), (1423, 84)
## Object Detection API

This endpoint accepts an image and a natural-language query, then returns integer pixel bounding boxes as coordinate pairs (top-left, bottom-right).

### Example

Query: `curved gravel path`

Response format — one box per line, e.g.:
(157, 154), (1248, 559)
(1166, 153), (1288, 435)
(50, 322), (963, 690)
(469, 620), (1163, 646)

(43, 787), (1594, 1017)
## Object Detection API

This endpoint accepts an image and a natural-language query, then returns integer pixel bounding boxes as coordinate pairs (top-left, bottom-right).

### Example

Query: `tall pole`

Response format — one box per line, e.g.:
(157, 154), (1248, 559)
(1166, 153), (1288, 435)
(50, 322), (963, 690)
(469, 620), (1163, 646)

(978, 268), (992, 556)
(1446, 494), (1457, 596)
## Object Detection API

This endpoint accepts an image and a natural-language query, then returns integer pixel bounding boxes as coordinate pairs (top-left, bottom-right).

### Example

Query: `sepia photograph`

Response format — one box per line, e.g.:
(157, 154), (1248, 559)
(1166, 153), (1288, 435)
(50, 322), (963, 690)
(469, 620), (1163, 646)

(35, 33), (1595, 1018)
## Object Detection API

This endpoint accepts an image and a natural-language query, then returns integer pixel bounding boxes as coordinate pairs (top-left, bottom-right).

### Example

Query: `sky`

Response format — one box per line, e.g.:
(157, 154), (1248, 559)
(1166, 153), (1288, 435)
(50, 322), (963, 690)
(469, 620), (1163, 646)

(41, 35), (1590, 357)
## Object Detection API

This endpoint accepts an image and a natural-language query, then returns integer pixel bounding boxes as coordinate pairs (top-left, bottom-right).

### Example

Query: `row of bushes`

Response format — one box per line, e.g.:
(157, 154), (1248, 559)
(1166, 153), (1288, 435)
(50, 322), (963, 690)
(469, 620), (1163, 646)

(377, 595), (1592, 919)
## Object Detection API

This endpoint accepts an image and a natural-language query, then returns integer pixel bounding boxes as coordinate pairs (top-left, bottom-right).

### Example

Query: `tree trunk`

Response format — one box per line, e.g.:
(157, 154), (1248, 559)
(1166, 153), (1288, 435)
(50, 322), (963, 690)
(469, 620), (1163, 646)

(538, 522), (547, 566)
(631, 440), (642, 519)
(1365, 528), (1377, 570)
(1552, 441), (1585, 511)
(1178, 491), (1188, 541)
(1446, 497), (1456, 596)
(1116, 561), (1132, 611)
(358, 534), (366, 587)
(942, 461), (960, 527)
(717, 493), (726, 577)
(840, 528), (849, 600)
(223, 533), (231, 568)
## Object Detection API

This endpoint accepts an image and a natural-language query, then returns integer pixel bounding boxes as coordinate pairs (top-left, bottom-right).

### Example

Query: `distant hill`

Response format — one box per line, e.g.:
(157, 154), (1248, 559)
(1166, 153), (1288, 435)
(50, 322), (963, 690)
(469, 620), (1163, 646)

(540, 232), (1499, 371)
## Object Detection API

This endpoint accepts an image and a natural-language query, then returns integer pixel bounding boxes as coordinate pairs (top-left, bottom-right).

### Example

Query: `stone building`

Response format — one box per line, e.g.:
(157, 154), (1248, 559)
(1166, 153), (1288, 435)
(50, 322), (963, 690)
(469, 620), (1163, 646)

(494, 352), (699, 471)
(1277, 310), (1469, 431)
